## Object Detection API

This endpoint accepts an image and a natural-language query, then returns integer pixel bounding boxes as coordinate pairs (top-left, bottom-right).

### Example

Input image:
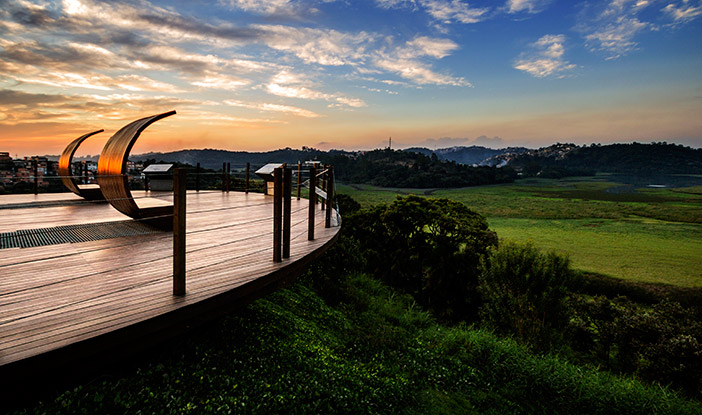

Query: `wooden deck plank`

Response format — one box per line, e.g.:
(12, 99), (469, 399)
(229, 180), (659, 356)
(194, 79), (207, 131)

(0, 191), (339, 374)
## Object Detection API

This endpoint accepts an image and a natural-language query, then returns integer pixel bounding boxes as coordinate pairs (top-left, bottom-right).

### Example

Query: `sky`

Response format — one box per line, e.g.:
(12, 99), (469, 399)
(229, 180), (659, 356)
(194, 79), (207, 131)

(1, 0), (701, 157)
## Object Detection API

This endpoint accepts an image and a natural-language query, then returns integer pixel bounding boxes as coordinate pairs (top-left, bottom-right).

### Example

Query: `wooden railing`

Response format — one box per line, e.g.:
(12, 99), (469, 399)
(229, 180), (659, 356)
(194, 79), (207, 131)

(170, 163), (336, 296)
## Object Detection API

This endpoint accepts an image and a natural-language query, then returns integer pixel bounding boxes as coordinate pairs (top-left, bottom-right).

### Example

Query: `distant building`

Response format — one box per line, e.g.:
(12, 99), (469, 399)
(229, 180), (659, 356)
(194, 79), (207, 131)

(142, 164), (174, 191)
(0, 152), (12, 171)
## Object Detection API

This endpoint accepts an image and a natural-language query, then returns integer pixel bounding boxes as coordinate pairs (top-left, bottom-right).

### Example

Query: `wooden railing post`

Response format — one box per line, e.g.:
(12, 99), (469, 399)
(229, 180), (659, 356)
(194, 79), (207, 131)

(283, 167), (292, 259)
(226, 162), (231, 193)
(173, 168), (186, 296)
(321, 165), (326, 211)
(245, 162), (250, 194)
(296, 162), (301, 200)
(33, 159), (38, 195)
(221, 162), (226, 192)
(195, 162), (200, 192)
(273, 167), (283, 262)
(325, 165), (334, 228)
(308, 166), (316, 240)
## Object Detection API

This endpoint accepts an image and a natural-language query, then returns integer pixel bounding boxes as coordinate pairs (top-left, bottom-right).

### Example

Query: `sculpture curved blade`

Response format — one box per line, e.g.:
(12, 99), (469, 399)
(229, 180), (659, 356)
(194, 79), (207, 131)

(97, 111), (176, 221)
(58, 129), (105, 200)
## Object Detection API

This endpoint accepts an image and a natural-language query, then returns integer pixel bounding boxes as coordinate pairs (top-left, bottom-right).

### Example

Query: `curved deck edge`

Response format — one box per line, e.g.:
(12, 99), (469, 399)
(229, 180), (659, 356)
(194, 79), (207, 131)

(0, 222), (340, 405)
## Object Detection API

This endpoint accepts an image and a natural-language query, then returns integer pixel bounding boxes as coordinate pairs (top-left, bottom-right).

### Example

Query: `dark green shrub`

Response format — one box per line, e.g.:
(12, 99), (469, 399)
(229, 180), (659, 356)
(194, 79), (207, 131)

(569, 295), (702, 397)
(334, 193), (361, 215)
(479, 242), (575, 351)
(346, 195), (497, 321)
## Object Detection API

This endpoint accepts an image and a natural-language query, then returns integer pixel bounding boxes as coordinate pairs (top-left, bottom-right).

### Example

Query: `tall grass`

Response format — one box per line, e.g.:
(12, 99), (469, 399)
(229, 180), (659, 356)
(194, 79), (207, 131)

(13, 275), (700, 414)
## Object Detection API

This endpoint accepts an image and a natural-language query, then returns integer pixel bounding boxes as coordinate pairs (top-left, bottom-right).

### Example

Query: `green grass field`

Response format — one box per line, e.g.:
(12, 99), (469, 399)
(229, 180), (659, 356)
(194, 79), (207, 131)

(337, 176), (702, 287)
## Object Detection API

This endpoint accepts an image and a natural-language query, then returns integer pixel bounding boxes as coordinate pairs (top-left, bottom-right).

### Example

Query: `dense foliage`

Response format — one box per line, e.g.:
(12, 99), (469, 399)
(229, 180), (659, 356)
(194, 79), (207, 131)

(511, 142), (702, 175)
(325, 149), (517, 188)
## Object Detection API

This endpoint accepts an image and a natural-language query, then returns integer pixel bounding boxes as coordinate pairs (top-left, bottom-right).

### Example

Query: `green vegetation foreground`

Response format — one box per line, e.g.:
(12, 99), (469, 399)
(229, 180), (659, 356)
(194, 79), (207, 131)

(11, 278), (699, 414)
(12, 194), (702, 414)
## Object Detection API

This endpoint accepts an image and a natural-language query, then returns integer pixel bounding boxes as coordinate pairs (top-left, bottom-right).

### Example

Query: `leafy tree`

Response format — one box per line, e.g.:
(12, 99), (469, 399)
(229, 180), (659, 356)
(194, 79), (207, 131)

(346, 195), (497, 321)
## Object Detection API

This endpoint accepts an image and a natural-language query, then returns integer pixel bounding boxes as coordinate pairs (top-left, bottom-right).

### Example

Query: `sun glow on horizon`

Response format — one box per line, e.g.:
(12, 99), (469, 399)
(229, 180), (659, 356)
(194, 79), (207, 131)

(1, 0), (701, 157)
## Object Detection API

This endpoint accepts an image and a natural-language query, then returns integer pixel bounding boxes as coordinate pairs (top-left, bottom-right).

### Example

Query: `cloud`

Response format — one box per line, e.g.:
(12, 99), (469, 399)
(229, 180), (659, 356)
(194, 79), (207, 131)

(574, 0), (701, 59)
(0, 89), (66, 106)
(472, 135), (506, 147)
(375, 0), (488, 24)
(224, 99), (321, 118)
(421, 0), (489, 23)
(0, 89), (194, 125)
(506, 0), (551, 14)
(374, 36), (470, 86)
(662, 1), (702, 23)
(59, 0), (264, 44)
(258, 24), (375, 66)
(258, 27), (469, 87)
(402, 36), (459, 59)
(224, 0), (295, 14)
(375, 0), (417, 9)
(412, 136), (472, 148)
(514, 34), (576, 77)
(190, 72), (249, 91)
(584, 16), (650, 59)
(265, 71), (367, 107)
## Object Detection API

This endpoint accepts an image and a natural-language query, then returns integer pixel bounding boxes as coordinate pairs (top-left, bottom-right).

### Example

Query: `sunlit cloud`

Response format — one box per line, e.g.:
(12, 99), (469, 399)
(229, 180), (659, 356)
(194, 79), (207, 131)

(190, 73), (249, 91)
(574, 0), (701, 59)
(224, 99), (321, 118)
(224, 0), (295, 14)
(258, 25), (375, 66)
(421, 0), (489, 23)
(0, 89), (202, 125)
(514, 34), (576, 78)
(180, 109), (287, 126)
(266, 71), (366, 107)
(662, 1), (702, 23)
(221, 0), (332, 17)
(505, 0), (552, 14)
(375, 0), (489, 24)
(584, 17), (650, 59)
(374, 36), (470, 86)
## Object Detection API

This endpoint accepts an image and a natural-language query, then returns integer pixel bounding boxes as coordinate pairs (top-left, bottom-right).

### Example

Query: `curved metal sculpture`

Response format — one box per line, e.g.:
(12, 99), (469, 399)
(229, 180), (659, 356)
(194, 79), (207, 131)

(58, 129), (105, 200)
(97, 111), (176, 225)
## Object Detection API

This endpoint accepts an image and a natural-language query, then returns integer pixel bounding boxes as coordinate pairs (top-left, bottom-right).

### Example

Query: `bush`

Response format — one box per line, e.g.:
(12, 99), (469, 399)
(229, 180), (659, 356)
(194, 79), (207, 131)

(569, 295), (702, 397)
(479, 242), (575, 351)
(334, 193), (361, 216)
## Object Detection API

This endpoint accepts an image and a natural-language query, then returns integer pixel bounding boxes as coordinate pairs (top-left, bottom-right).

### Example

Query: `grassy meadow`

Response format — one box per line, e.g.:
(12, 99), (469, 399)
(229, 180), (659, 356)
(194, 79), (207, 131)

(338, 175), (702, 287)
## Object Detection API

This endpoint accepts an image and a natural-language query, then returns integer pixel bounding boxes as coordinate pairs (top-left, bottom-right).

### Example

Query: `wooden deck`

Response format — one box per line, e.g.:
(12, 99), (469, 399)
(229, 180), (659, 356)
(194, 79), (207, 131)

(0, 190), (339, 398)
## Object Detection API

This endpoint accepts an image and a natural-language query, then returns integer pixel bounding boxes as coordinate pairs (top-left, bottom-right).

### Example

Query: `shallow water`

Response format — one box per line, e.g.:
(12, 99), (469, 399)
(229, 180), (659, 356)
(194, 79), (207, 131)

(604, 174), (702, 193)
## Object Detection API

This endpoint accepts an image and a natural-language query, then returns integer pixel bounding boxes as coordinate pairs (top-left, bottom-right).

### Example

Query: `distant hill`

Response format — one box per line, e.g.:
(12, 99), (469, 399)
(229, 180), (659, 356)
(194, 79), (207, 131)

(403, 146), (528, 166)
(325, 148), (517, 188)
(119, 142), (702, 178)
(500, 142), (702, 175)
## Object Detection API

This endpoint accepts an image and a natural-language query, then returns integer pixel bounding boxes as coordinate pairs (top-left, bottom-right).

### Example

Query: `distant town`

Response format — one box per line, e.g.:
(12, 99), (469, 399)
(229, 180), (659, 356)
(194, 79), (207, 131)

(0, 152), (144, 193)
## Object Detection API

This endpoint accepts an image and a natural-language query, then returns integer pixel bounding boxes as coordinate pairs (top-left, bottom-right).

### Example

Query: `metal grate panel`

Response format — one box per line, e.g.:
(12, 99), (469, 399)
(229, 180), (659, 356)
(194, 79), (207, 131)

(0, 221), (163, 249)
